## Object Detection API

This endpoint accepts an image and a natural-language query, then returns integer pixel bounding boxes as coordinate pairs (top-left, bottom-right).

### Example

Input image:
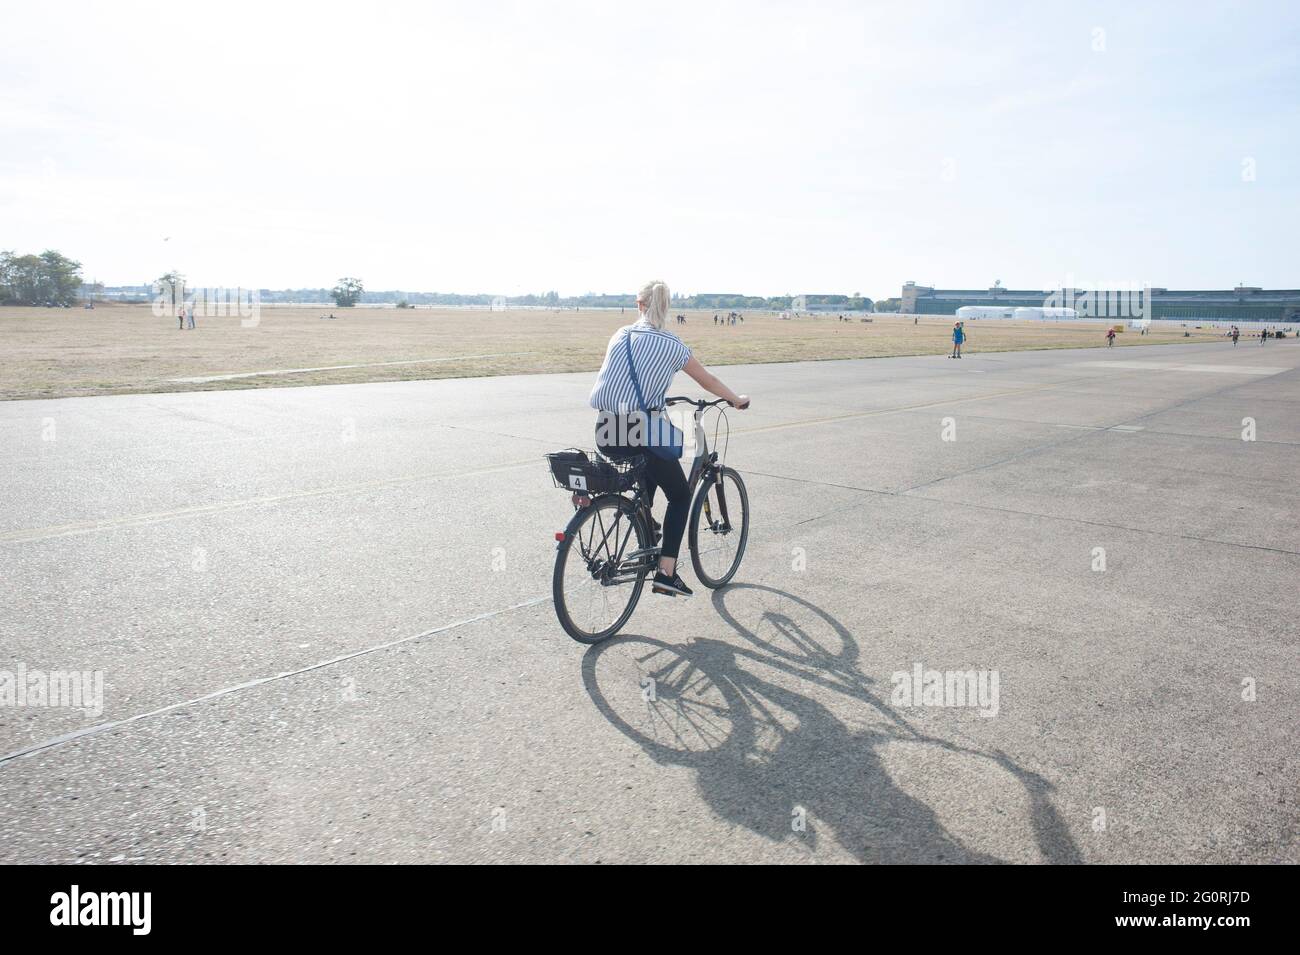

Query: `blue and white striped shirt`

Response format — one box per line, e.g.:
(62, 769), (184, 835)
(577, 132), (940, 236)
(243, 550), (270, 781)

(589, 320), (692, 413)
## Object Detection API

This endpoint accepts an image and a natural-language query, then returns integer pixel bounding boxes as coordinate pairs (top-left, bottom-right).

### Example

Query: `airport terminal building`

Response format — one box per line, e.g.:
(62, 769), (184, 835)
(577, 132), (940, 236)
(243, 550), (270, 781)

(900, 282), (1300, 324)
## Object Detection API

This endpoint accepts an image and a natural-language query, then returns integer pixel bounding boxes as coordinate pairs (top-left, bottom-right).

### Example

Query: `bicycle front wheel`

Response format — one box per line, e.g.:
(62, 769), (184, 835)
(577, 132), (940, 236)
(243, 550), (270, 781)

(553, 496), (651, 643)
(689, 467), (749, 588)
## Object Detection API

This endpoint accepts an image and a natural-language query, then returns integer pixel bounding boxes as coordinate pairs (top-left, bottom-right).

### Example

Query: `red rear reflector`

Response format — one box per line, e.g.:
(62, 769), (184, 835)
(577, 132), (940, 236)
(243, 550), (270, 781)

(555, 532), (565, 541)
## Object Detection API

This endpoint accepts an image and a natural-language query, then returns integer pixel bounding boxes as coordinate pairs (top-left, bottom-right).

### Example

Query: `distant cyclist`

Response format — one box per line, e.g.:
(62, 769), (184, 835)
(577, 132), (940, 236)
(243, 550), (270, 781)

(1106, 328), (1116, 347)
(589, 280), (749, 599)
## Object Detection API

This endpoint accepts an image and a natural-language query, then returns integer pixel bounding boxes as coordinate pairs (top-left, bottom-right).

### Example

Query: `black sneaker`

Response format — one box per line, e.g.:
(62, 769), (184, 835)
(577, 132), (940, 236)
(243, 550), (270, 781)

(652, 572), (694, 598)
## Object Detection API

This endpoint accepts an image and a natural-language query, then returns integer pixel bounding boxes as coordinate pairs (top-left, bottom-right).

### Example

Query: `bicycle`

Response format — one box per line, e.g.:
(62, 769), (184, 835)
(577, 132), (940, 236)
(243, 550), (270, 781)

(546, 397), (750, 644)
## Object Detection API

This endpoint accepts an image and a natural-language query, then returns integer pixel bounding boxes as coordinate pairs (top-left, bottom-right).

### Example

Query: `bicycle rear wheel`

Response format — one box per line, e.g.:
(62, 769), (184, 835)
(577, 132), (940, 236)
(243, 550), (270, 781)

(688, 467), (749, 588)
(553, 496), (652, 643)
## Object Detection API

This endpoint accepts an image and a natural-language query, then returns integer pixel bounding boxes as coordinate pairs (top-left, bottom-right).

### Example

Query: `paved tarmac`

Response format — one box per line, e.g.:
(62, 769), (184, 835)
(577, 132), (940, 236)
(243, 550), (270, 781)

(1, 339), (1297, 863)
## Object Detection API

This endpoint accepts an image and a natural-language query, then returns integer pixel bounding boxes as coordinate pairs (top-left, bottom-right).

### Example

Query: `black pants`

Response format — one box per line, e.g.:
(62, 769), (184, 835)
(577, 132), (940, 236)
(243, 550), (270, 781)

(595, 420), (691, 561)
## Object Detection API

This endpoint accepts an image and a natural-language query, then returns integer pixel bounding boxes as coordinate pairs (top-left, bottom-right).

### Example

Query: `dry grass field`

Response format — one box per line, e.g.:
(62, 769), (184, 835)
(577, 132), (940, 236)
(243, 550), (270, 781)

(0, 303), (1228, 400)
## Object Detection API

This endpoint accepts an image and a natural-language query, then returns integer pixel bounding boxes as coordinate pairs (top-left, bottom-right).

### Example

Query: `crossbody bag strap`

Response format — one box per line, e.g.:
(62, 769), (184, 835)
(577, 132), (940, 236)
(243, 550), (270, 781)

(622, 331), (649, 412)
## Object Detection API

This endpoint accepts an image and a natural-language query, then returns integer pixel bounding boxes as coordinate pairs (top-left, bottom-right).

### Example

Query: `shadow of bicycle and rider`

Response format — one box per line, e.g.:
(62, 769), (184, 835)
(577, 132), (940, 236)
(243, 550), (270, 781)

(581, 583), (1082, 864)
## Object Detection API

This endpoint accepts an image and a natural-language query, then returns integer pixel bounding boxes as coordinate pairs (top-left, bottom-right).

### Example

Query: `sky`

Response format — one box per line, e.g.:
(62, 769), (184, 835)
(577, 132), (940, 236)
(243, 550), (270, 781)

(1, 0), (1297, 298)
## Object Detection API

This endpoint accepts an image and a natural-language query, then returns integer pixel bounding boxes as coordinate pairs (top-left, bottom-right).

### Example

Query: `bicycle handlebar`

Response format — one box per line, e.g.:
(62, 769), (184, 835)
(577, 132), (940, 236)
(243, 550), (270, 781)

(665, 396), (733, 409)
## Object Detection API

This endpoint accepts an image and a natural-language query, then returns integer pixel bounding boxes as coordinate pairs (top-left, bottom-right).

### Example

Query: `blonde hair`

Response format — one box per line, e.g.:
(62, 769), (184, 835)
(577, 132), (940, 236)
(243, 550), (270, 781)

(638, 280), (670, 330)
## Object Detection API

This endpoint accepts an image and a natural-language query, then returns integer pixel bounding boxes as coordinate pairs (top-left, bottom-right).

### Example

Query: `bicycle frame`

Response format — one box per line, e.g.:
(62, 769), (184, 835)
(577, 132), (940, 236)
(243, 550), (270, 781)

(676, 401), (736, 540)
(627, 399), (736, 569)
(567, 399), (736, 582)
(561, 394), (743, 595)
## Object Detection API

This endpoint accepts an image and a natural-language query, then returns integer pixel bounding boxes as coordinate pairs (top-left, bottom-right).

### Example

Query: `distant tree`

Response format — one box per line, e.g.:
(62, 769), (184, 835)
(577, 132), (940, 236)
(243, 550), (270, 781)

(395, 299), (410, 309)
(155, 271), (186, 311)
(332, 277), (364, 307)
(0, 249), (83, 305)
(0, 252), (29, 304)
(41, 251), (84, 304)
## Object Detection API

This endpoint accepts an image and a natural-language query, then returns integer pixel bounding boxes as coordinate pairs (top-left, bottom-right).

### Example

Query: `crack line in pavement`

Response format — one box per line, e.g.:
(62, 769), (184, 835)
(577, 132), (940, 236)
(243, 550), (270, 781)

(0, 375), (1099, 544)
(5, 362), (1293, 544)
(0, 595), (551, 766)
(730, 376), (1103, 437)
(0, 468), (916, 766)
(744, 369), (1300, 555)
(952, 414), (1300, 447)
(748, 469), (1300, 557)
(899, 365), (1297, 495)
(0, 459), (539, 544)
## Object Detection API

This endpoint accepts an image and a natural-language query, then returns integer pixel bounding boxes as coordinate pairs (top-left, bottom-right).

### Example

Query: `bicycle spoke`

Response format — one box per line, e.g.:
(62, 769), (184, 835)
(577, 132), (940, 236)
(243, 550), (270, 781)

(699, 486), (735, 573)
(690, 468), (749, 588)
(555, 499), (647, 641)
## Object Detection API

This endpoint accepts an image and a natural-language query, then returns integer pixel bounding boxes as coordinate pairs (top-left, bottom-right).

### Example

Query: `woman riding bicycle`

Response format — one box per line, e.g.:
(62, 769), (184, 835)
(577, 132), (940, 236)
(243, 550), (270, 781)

(589, 280), (750, 599)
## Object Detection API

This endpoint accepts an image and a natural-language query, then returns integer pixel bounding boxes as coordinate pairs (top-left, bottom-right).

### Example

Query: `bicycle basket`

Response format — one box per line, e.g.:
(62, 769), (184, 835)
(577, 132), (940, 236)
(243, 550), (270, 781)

(546, 449), (644, 494)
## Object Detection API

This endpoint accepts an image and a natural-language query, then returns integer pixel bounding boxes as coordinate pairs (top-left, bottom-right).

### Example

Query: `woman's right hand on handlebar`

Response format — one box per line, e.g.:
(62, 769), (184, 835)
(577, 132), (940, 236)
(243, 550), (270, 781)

(731, 395), (750, 410)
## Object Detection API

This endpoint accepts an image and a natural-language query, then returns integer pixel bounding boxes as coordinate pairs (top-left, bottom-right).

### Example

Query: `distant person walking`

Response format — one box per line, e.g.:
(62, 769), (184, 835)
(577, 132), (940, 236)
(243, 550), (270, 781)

(177, 306), (184, 331)
(1260, 327), (1268, 345)
(1232, 326), (1239, 346)
(1106, 327), (1116, 347)
(950, 321), (966, 358)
